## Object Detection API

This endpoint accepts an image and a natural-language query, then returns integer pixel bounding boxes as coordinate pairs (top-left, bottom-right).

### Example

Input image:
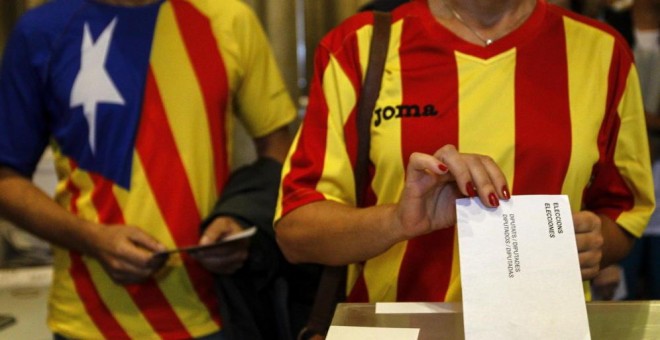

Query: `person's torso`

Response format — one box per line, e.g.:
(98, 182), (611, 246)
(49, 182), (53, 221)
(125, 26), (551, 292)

(15, 0), (255, 337)
(326, 0), (638, 303)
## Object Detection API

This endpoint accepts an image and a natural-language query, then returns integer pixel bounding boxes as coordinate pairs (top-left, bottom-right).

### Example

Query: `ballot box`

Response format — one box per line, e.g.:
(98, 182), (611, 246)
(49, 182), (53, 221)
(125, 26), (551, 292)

(329, 301), (660, 340)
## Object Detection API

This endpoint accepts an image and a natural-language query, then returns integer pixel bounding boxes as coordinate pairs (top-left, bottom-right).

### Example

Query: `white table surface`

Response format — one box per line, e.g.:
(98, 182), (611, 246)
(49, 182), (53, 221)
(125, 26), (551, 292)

(0, 266), (52, 340)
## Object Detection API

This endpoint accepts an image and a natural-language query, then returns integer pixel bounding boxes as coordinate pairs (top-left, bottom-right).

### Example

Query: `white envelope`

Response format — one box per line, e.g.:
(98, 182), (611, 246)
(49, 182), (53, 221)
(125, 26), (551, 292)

(456, 195), (590, 340)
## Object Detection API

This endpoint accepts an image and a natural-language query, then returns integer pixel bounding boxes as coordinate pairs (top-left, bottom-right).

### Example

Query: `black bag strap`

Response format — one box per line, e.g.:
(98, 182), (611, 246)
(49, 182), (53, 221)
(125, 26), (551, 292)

(355, 11), (391, 208)
(298, 10), (392, 340)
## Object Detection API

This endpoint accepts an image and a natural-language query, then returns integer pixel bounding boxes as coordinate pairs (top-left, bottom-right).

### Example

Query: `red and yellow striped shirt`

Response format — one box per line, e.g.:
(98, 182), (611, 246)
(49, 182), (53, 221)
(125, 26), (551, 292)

(276, 0), (653, 303)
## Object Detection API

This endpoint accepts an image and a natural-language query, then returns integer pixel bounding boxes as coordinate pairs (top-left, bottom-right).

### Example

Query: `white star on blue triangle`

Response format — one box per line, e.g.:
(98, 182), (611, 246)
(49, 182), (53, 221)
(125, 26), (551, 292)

(70, 17), (125, 154)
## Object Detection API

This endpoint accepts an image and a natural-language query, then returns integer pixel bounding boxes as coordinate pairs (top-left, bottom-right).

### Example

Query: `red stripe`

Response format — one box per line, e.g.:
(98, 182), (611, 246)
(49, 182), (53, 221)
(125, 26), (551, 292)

(88, 172), (191, 337)
(65, 161), (131, 339)
(513, 14), (571, 195)
(400, 230), (455, 301)
(583, 43), (634, 217)
(137, 68), (220, 326)
(397, 19), (459, 301)
(171, 0), (228, 195)
(347, 274), (369, 302)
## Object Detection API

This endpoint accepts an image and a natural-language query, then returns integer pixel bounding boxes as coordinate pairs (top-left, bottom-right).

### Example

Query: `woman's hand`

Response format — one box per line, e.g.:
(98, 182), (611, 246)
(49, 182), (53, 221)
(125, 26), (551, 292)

(573, 211), (604, 280)
(396, 144), (510, 239)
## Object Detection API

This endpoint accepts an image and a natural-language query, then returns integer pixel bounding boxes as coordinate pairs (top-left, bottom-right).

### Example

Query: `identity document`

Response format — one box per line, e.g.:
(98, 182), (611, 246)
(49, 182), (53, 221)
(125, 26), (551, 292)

(456, 195), (590, 340)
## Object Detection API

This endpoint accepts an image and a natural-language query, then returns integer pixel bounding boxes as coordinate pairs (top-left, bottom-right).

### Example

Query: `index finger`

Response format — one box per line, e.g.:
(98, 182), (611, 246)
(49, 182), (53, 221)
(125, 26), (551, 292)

(433, 145), (509, 205)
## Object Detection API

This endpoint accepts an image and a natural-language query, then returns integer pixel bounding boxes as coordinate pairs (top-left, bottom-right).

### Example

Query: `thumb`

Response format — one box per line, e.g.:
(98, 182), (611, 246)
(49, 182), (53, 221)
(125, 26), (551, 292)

(200, 219), (234, 245)
(128, 229), (166, 253)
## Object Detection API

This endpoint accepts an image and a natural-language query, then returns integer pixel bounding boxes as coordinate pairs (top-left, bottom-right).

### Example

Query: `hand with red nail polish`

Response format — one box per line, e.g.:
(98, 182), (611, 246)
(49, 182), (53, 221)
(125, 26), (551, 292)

(396, 144), (510, 239)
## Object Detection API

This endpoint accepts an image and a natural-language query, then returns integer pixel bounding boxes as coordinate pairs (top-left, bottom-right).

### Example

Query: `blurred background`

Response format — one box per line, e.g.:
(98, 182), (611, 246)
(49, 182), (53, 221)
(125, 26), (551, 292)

(1, 0), (378, 111)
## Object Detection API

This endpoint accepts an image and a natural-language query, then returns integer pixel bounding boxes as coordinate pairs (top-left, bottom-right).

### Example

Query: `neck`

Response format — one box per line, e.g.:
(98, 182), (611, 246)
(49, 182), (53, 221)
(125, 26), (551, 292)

(430, 0), (535, 46)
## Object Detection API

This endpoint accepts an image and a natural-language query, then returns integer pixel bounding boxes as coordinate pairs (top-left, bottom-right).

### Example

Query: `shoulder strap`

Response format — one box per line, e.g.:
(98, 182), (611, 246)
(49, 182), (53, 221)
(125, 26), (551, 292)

(355, 10), (391, 207)
(298, 11), (392, 340)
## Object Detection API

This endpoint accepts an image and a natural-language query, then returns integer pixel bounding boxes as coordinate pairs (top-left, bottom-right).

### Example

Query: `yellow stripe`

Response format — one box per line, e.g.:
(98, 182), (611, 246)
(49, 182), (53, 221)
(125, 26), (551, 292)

(454, 50), (516, 301)
(363, 243), (407, 302)
(456, 50), (516, 181)
(359, 20), (407, 302)
(318, 55), (358, 204)
(151, 3), (216, 214)
(613, 67), (654, 236)
(563, 17), (611, 211)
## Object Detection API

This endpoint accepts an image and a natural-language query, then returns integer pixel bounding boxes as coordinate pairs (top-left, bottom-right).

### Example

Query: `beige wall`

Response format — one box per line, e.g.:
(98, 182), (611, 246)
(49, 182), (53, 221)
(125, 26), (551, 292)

(245, 0), (371, 102)
(231, 0), (373, 166)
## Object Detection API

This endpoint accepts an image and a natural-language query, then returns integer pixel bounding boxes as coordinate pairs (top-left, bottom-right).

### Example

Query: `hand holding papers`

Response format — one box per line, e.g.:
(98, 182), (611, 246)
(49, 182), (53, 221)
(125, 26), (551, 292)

(456, 195), (590, 340)
(153, 226), (256, 257)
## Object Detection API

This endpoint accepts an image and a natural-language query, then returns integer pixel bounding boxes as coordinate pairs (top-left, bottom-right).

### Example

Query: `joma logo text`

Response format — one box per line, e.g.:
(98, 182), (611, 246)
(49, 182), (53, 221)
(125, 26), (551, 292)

(373, 104), (438, 127)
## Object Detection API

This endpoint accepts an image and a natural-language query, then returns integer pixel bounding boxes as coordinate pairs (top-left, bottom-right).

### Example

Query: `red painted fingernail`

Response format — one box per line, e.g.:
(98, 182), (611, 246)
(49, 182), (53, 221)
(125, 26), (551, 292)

(502, 186), (511, 200)
(438, 163), (448, 172)
(466, 182), (477, 197)
(489, 193), (500, 207)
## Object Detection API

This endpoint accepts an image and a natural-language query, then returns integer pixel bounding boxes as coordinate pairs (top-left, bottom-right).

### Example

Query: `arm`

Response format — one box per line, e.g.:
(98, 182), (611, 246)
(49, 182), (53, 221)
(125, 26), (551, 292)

(195, 126), (294, 274)
(0, 166), (166, 284)
(599, 214), (635, 266)
(0, 166), (97, 255)
(276, 145), (510, 265)
(255, 125), (293, 163)
(276, 201), (402, 265)
(576, 36), (656, 280)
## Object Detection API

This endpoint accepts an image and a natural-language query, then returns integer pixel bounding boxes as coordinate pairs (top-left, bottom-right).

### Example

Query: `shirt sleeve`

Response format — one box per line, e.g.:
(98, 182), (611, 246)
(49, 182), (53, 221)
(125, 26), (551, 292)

(583, 42), (655, 238)
(230, 4), (296, 138)
(0, 19), (51, 177)
(275, 26), (367, 222)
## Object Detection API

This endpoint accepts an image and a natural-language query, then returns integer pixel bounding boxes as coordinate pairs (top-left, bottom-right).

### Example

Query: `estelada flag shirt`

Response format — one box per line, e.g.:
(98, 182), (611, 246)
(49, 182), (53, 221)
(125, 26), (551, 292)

(0, 0), (296, 338)
(276, 0), (654, 304)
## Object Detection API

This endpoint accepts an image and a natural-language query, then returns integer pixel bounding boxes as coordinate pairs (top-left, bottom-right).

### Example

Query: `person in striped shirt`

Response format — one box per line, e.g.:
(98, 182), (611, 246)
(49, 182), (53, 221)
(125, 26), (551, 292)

(0, 0), (296, 338)
(275, 0), (654, 305)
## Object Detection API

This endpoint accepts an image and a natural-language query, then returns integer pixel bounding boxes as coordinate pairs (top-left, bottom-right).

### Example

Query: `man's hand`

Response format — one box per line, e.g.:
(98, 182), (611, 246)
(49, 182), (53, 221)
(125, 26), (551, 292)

(88, 224), (167, 285)
(573, 211), (604, 280)
(190, 216), (250, 275)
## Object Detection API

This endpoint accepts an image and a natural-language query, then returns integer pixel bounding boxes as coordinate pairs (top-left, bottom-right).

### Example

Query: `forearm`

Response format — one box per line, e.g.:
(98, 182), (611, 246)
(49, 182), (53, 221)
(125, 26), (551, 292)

(0, 166), (99, 255)
(275, 200), (406, 266)
(599, 214), (635, 267)
(255, 125), (293, 163)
